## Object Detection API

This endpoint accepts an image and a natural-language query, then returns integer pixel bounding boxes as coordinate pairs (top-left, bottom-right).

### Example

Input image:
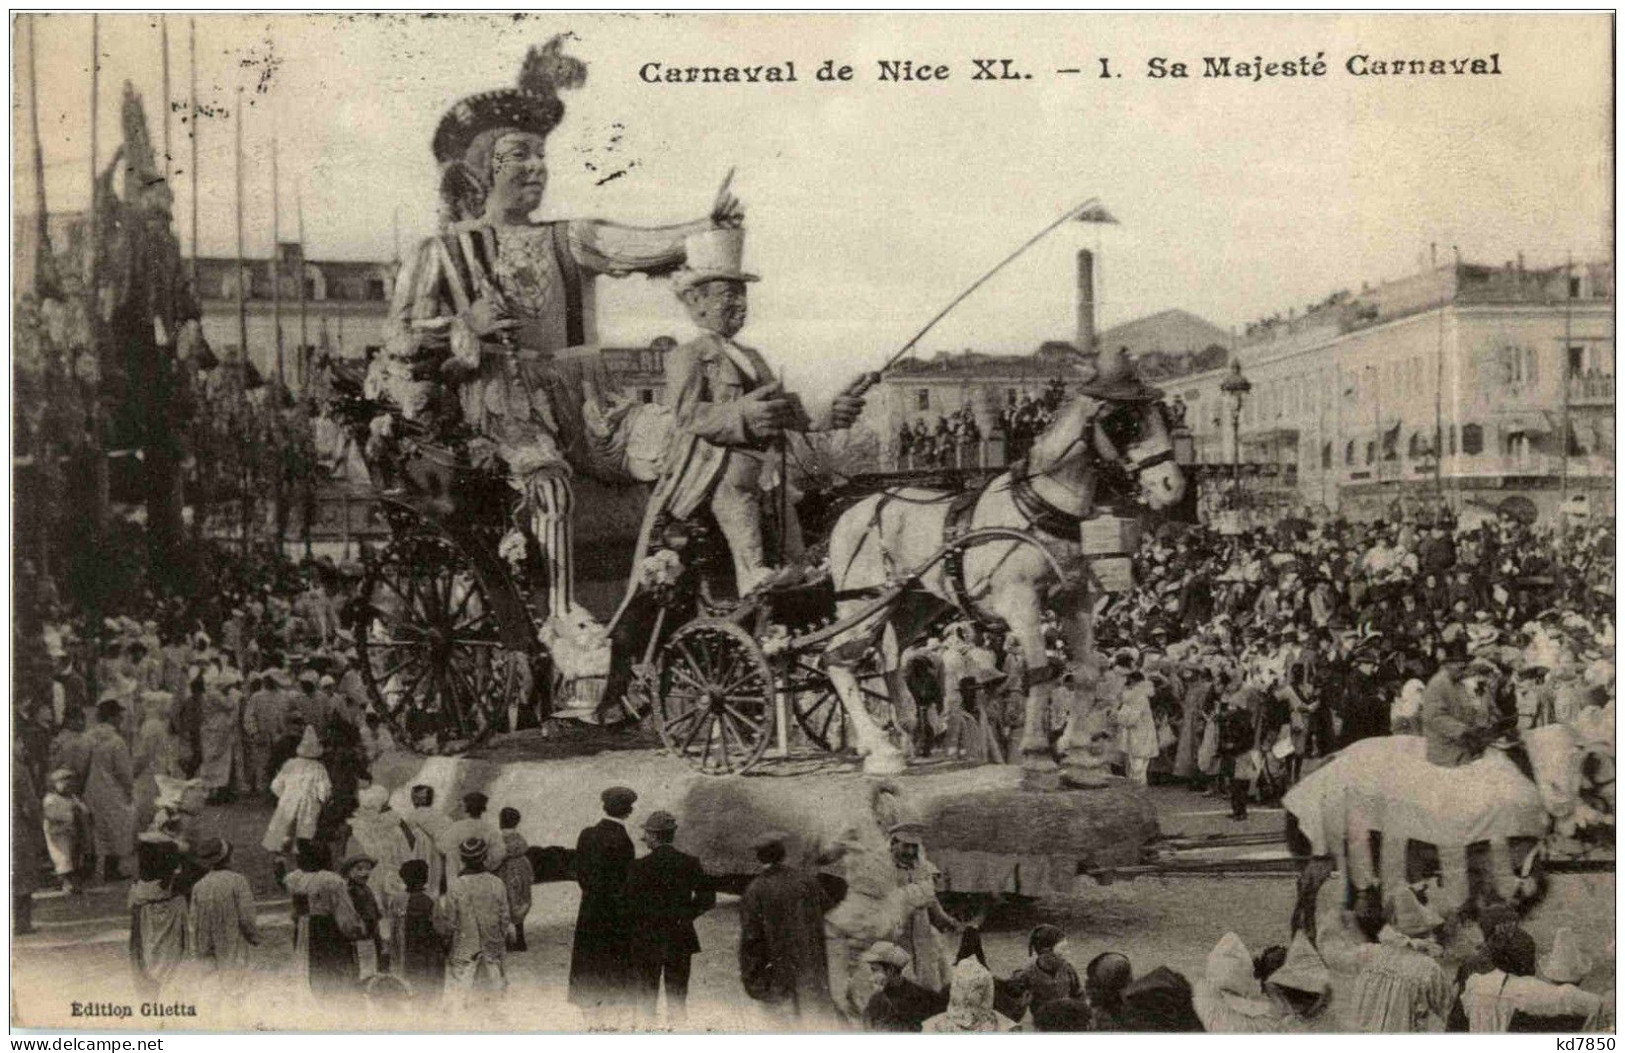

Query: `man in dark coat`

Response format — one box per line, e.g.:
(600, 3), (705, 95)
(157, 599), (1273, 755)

(1339, 647), (1390, 746)
(861, 940), (945, 1032)
(569, 785), (638, 1022)
(739, 831), (838, 1026)
(623, 810), (716, 1027)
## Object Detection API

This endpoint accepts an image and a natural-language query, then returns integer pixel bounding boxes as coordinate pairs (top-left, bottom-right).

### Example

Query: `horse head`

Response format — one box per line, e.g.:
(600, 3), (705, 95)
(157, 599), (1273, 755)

(1029, 392), (1187, 511)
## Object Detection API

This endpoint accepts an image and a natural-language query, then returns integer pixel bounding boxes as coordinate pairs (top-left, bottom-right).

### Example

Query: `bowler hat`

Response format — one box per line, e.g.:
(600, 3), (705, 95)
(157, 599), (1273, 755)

(643, 810), (678, 835)
(193, 837), (232, 869)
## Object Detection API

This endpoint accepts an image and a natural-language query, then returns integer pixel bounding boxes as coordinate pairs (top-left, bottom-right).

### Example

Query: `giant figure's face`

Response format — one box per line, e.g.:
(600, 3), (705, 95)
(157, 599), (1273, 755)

(681, 279), (748, 337)
(487, 131), (550, 216)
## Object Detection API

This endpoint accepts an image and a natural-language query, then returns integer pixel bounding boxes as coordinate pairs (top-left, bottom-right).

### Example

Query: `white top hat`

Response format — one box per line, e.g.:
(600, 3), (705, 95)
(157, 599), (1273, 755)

(672, 227), (759, 295)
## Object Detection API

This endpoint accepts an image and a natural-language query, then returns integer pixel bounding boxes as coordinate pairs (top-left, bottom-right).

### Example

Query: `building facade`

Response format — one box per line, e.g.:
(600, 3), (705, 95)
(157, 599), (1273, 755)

(1159, 258), (1615, 522)
(193, 243), (396, 390)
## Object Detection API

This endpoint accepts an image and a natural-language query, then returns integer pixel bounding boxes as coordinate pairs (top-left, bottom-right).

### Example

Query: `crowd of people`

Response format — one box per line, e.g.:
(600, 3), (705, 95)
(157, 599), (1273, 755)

(895, 378), (1073, 470)
(9, 500), (1615, 1031)
(1087, 511), (1615, 814)
(890, 510), (1614, 814)
(896, 408), (984, 470)
(11, 549), (370, 929)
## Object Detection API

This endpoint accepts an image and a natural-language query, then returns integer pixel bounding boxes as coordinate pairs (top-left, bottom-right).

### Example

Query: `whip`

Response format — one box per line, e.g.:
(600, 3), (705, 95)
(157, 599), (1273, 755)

(865, 195), (1105, 386)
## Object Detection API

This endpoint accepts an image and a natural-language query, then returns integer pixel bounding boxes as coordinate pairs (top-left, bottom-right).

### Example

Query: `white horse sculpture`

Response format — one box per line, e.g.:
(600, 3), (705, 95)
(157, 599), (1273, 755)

(822, 351), (1187, 776)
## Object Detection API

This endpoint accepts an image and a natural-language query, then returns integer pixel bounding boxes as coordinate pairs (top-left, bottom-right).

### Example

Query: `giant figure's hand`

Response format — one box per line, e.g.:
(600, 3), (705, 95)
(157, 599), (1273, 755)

(711, 169), (744, 229)
(827, 372), (879, 430)
(740, 383), (797, 439)
(467, 297), (520, 340)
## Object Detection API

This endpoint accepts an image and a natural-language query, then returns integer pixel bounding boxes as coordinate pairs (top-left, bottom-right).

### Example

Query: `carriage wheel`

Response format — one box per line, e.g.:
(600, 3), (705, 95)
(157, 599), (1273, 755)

(781, 651), (892, 754)
(356, 532), (534, 754)
(656, 618), (774, 775)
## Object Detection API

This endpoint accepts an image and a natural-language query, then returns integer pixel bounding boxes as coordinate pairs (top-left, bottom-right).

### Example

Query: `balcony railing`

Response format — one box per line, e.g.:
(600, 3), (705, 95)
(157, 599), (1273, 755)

(1567, 373), (1615, 405)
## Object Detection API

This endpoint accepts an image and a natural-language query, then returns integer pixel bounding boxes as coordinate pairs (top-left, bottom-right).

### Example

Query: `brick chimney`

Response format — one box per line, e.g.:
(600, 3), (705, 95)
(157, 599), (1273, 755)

(1077, 250), (1096, 354)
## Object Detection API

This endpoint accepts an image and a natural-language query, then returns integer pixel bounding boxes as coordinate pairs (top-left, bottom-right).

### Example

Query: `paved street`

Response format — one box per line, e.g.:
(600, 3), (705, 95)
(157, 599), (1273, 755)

(12, 776), (1613, 1032)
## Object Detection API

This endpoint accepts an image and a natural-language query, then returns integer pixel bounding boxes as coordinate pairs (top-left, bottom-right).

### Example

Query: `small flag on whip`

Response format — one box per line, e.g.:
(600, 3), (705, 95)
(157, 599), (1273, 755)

(1074, 203), (1119, 224)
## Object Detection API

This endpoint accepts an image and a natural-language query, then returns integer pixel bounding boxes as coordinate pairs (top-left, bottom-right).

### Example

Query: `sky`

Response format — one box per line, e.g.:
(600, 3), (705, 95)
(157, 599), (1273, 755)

(15, 13), (1613, 398)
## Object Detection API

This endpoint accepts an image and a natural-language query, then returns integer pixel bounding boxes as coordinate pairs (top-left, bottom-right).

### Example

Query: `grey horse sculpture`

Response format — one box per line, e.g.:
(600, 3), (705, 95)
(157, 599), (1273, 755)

(821, 349), (1187, 777)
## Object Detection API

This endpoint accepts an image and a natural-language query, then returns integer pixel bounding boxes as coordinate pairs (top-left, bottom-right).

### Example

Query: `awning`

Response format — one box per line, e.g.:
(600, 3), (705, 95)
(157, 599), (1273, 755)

(1500, 412), (1554, 435)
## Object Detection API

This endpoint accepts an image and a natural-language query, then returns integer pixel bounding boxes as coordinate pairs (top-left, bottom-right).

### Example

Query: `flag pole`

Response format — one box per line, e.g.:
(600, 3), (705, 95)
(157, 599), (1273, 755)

(161, 16), (171, 187)
(188, 18), (198, 285)
(87, 15), (99, 289)
(234, 86), (248, 401)
(28, 16), (51, 294)
(272, 134), (284, 390)
(297, 191), (308, 389)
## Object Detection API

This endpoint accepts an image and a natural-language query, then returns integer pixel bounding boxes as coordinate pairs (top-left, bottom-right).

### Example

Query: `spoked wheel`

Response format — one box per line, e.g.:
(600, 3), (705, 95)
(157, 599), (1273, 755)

(355, 531), (534, 753)
(783, 650), (892, 754)
(656, 618), (774, 775)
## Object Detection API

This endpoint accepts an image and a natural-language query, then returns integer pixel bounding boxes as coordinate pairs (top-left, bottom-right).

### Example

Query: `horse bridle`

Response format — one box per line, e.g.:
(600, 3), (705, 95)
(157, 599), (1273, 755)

(1005, 400), (1174, 538)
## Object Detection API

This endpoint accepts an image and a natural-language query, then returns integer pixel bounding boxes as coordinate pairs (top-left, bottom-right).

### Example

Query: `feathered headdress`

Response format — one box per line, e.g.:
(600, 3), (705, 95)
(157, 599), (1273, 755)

(434, 35), (589, 221)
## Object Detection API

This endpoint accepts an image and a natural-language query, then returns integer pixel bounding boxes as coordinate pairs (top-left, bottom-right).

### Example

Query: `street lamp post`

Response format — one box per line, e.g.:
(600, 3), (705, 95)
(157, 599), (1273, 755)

(1221, 361), (1252, 511)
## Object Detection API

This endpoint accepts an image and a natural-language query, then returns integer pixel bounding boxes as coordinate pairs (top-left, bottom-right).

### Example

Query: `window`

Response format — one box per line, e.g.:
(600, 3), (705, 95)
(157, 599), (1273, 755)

(1569, 346), (1585, 378)
(1569, 277), (1582, 299)
(640, 389), (654, 404)
(1448, 424), (1457, 455)
(304, 278), (319, 300)
(1408, 433), (1422, 459)
(367, 279), (387, 301)
(1365, 441), (1375, 465)
(1523, 347), (1538, 384)
(1321, 442), (1332, 469)
(1461, 423), (1483, 455)
(1344, 441), (1355, 466)
(1006, 388), (1018, 406)
(916, 389), (931, 411)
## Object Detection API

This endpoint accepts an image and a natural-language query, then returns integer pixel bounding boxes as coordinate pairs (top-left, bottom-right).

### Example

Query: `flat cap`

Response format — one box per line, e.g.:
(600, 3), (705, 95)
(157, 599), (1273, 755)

(601, 786), (638, 811)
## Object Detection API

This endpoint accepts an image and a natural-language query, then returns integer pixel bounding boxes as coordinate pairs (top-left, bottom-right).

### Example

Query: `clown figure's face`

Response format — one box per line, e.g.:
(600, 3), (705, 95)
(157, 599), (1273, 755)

(487, 132), (549, 219)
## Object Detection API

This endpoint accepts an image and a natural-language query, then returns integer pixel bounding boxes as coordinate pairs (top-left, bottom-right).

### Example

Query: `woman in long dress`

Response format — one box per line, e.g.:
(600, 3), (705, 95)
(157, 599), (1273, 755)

(198, 668), (243, 803)
(85, 698), (136, 881)
(129, 834), (189, 999)
(133, 691), (183, 834)
(279, 839), (365, 998)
